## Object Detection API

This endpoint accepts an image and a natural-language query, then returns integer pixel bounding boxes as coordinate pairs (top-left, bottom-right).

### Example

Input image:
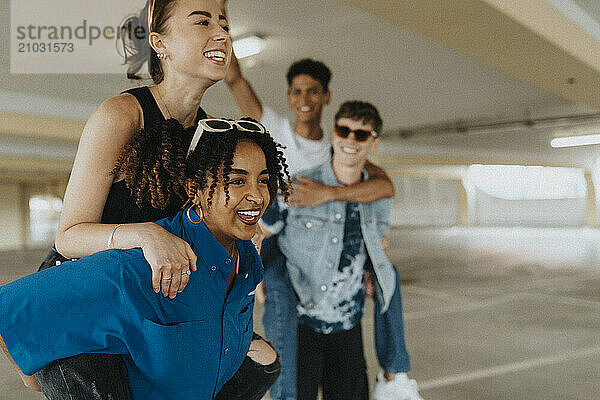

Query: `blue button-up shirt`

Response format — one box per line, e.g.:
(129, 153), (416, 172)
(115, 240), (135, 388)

(0, 209), (262, 400)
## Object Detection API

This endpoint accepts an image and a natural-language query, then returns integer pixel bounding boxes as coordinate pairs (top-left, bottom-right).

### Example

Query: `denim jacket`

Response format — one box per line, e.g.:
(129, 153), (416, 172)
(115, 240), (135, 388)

(271, 159), (396, 313)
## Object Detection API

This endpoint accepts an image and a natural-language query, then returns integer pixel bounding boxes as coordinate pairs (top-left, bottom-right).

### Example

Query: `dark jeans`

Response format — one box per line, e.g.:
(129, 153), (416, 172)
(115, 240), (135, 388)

(35, 248), (280, 399)
(261, 237), (298, 400)
(297, 323), (368, 400)
(35, 337), (280, 400)
(35, 354), (130, 400)
(215, 347), (281, 400)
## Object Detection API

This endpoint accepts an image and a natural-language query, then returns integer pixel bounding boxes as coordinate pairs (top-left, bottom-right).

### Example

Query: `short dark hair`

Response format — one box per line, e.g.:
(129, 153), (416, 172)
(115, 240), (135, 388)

(334, 101), (383, 136)
(286, 59), (332, 92)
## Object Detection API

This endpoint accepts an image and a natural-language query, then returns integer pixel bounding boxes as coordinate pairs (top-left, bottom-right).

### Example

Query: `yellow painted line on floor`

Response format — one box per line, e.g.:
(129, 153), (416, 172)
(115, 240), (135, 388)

(419, 345), (600, 391)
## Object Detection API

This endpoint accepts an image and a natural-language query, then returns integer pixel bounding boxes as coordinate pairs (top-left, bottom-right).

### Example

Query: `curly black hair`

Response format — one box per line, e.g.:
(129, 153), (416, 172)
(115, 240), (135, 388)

(113, 118), (291, 210)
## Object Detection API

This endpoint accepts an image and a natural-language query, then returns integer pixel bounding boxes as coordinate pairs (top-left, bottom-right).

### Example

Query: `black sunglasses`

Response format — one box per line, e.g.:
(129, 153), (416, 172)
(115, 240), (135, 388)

(334, 124), (378, 142)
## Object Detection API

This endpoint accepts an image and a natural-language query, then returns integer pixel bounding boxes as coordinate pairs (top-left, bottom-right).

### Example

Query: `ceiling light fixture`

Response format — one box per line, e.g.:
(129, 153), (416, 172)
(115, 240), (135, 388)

(233, 35), (266, 59)
(551, 134), (600, 148)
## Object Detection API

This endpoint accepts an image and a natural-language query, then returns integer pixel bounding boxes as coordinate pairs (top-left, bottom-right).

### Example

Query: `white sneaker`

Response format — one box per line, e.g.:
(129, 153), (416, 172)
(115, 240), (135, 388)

(372, 371), (424, 400)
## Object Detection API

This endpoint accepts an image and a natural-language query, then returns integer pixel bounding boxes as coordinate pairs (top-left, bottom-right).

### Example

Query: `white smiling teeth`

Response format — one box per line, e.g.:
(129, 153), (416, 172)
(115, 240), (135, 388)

(300, 106), (311, 112)
(204, 50), (226, 61)
(238, 210), (260, 217)
(237, 210), (260, 224)
(342, 146), (358, 154)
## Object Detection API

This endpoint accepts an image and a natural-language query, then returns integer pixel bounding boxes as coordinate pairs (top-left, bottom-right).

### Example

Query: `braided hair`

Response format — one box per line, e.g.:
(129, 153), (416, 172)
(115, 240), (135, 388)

(113, 119), (291, 210)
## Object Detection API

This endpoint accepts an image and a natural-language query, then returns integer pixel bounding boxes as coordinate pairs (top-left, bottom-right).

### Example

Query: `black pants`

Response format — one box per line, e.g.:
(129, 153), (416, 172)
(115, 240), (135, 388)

(297, 323), (369, 400)
(36, 340), (280, 400)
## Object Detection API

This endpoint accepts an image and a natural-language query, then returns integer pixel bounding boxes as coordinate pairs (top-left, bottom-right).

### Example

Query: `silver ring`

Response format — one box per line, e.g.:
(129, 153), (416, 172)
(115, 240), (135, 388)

(182, 270), (191, 276)
(162, 277), (173, 281)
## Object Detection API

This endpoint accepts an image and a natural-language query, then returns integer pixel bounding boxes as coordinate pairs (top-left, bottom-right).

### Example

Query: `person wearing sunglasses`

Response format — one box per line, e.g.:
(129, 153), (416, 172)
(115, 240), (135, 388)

(27, 0), (280, 398)
(1, 120), (291, 400)
(260, 101), (423, 400)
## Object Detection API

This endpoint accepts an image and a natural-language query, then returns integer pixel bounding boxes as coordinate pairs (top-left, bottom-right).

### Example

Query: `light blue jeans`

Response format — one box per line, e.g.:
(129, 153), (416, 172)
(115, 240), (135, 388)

(261, 237), (411, 400)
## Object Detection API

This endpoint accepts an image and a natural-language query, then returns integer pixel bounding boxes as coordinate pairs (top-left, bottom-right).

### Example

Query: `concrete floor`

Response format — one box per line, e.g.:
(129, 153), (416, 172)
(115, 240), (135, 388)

(1, 227), (600, 399)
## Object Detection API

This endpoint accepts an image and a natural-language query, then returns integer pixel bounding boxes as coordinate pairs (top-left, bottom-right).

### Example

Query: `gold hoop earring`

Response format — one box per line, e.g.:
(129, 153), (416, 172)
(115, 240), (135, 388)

(187, 205), (203, 224)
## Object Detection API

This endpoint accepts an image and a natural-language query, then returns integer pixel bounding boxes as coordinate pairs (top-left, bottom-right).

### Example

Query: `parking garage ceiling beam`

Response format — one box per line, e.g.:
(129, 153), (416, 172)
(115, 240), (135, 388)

(0, 112), (84, 142)
(0, 156), (73, 177)
(341, 0), (600, 111)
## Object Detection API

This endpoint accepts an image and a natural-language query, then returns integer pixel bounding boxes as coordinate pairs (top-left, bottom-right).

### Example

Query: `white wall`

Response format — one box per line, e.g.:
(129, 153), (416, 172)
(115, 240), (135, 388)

(391, 176), (460, 226)
(469, 190), (587, 226)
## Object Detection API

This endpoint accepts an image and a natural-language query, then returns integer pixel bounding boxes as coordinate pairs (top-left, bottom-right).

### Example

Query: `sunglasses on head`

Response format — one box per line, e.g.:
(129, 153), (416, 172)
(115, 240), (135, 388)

(334, 124), (378, 142)
(187, 119), (267, 158)
(199, 119), (266, 133)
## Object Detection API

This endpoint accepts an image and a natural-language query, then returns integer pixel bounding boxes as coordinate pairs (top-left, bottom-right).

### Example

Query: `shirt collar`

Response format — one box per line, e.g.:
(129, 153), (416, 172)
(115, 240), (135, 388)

(178, 208), (236, 274)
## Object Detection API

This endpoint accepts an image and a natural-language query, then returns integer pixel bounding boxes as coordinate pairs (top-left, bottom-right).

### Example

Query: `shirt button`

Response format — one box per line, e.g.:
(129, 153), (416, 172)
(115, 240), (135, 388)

(225, 259), (231, 264)
(305, 222), (313, 228)
(335, 213), (342, 219)
(211, 266), (217, 271)
(245, 273), (249, 279)
(224, 347), (229, 354)
(327, 262), (333, 268)
(332, 237), (338, 244)
(320, 285), (327, 292)
(307, 302), (314, 308)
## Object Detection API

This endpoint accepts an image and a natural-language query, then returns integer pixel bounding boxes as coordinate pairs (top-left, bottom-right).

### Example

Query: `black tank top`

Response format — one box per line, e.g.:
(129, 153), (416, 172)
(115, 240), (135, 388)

(100, 86), (207, 224)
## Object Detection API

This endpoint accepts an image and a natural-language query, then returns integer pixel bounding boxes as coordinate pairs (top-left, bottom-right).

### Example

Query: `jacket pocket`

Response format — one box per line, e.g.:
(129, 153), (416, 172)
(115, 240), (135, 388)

(289, 215), (328, 231)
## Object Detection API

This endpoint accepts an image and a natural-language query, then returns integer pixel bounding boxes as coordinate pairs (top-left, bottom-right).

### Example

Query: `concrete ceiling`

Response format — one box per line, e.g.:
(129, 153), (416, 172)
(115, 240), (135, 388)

(342, 0), (600, 111)
(2, 0), (600, 175)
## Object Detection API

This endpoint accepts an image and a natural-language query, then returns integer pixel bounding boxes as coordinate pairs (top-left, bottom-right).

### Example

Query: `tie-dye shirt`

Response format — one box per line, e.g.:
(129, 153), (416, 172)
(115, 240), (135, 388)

(298, 202), (367, 334)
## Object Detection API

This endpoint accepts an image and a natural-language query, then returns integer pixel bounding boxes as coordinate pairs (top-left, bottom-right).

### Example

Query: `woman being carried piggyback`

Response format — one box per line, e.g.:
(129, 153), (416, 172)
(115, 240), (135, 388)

(0, 119), (290, 400)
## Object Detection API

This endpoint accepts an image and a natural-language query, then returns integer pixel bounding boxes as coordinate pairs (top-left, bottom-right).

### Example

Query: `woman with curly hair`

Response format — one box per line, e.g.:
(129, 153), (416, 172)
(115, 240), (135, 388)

(1, 121), (291, 400)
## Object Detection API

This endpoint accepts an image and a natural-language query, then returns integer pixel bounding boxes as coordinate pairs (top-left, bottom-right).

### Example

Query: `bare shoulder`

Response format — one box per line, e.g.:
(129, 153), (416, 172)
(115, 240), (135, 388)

(71, 92), (145, 178)
(79, 92), (142, 147)
(95, 93), (141, 131)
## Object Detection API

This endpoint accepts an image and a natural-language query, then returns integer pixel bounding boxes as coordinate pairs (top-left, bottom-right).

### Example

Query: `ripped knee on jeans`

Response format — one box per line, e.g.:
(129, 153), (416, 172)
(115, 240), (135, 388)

(248, 339), (278, 366)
